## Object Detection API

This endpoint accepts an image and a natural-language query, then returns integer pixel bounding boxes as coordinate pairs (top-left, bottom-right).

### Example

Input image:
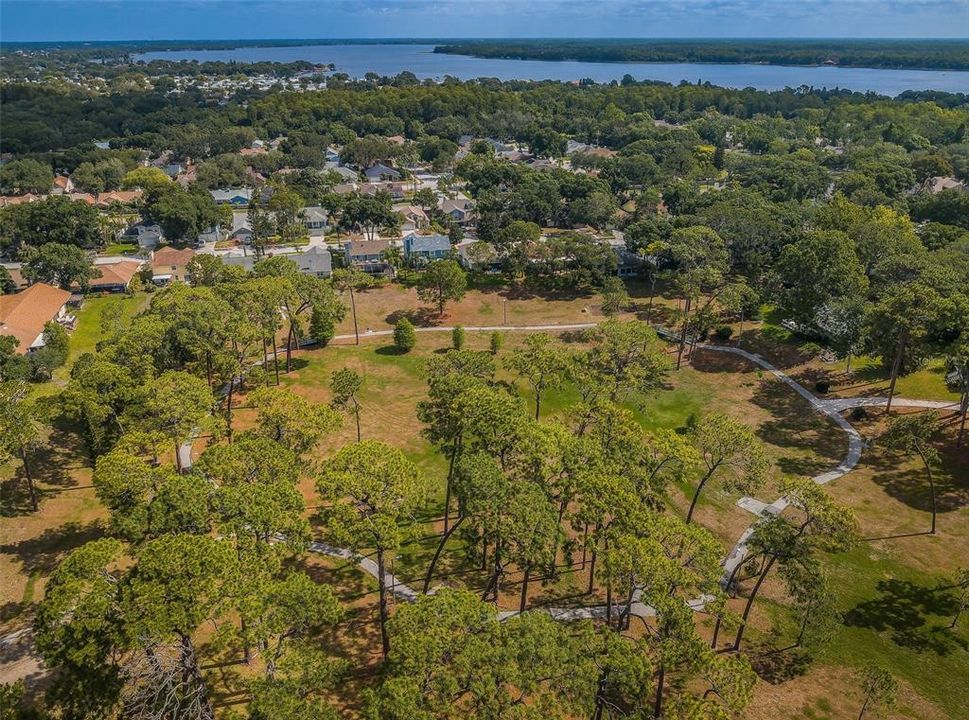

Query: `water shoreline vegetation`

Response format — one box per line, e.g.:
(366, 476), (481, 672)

(4, 37), (969, 72)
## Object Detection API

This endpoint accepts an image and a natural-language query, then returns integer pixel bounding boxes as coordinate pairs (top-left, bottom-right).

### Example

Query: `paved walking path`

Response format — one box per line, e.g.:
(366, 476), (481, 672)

(4, 329), (956, 682)
(172, 332), (957, 623)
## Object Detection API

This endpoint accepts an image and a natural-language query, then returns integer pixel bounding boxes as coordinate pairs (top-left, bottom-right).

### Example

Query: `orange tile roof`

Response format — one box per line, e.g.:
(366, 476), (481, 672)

(0, 283), (71, 354)
(152, 247), (196, 270)
(89, 260), (143, 289)
(97, 190), (142, 206)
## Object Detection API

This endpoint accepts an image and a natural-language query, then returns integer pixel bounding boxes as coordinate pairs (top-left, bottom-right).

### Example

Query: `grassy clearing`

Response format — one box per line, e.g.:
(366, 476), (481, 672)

(4, 281), (966, 717)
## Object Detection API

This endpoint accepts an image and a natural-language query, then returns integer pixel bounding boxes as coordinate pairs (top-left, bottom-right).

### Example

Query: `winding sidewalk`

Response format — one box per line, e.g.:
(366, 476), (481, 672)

(9, 327), (954, 684)
(184, 329), (952, 621)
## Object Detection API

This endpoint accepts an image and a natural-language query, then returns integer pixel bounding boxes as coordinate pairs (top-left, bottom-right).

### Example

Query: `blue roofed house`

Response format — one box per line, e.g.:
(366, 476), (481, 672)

(404, 233), (452, 264)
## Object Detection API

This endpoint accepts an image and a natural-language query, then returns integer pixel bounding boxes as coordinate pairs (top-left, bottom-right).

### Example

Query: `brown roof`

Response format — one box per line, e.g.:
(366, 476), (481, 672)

(53, 175), (72, 190)
(97, 190), (142, 206)
(0, 194), (40, 207)
(0, 282), (71, 354)
(89, 260), (143, 289)
(346, 239), (392, 256)
(152, 247), (196, 270)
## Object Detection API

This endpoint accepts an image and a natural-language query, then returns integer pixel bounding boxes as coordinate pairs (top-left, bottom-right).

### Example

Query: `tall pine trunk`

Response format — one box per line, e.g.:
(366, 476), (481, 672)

(423, 515), (464, 593)
(376, 547), (390, 659)
(179, 633), (214, 720)
(885, 335), (906, 415)
(918, 448), (938, 535)
(686, 467), (716, 524)
(21, 449), (37, 511)
(653, 664), (666, 719)
(733, 554), (778, 651)
(271, 335), (280, 384)
(676, 296), (693, 370)
(519, 566), (530, 613)
(349, 287), (359, 346)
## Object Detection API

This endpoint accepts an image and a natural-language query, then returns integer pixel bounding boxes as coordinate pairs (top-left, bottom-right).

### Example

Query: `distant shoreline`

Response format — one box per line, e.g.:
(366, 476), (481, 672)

(5, 37), (969, 72)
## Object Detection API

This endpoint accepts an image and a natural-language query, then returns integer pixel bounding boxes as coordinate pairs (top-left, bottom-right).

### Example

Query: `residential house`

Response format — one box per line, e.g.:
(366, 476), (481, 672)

(151, 247), (197, 284)
(219, 246), (332, 277)
(125, 222), (164, 250)
(163, 163), (185, 179)
(303, 206), (328, 235)
(0, 282), (73, 354)
(602, 234), (642, 277)
(210, 188), (253, 205)
(344, 239), (393, 274)
(455, 239), (499, 271)
(394, 204), (429, 233)
(919, 176), (964, 194)
(404, 233), (451, 264)
(327, 165), (359, 182)
(197, 226), (224, 246)
(0, 263), (29, 291)
(565, 140), (616, 159)
(176, 165), (198, 188)
(0, 194), (40, 208)
(291, 245), (332, 277)
(439, 197), (475, 226)
(88, 258), (143, 293)
(359, 182), (406, 200)
(96, 190), (142, 207)
(363, 164), (402, 182)
(325, 146), (342, 164)
(230, 210), (253, 244)
(51, 175), (74, 195)
(67, 193), (97, 205)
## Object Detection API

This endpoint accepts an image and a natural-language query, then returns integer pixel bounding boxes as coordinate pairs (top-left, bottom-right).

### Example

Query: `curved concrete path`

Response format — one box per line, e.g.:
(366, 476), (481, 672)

(182, 328), (952, 622)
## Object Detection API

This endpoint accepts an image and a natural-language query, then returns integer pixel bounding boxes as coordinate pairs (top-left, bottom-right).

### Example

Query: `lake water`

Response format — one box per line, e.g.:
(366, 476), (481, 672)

(134, 43), (969, 96)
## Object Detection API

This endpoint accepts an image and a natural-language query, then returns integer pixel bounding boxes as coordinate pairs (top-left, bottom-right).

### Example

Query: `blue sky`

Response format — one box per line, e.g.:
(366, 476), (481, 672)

(2, 1), (968, 42)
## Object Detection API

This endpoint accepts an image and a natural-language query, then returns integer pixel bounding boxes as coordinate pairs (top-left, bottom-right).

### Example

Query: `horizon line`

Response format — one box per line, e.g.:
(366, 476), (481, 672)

(5, 36), (969, 45)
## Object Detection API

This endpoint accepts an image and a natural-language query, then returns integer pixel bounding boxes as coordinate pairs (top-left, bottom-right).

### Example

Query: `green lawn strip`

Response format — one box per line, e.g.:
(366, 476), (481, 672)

(819, 545), (969, 717)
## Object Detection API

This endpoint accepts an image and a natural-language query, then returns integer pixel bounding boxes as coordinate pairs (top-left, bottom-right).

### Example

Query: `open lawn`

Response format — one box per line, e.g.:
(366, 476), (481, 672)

(2, 280), (966, 719)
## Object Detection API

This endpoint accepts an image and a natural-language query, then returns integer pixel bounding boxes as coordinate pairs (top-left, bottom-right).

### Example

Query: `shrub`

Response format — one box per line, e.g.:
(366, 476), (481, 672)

(851, 406), (869, 421)
(815, 379), (831, 394)
(489, 330), (503, 355)
(714, 325), (734, 341)
(452, 325), (466, 350)
(394, 318), (417, 352)
(309, 307), (335, 347)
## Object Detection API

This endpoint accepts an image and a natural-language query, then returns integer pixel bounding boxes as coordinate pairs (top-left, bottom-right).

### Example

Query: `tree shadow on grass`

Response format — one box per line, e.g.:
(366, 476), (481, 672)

(385, 307), (442, 328)
(748, 378), (846, 477)
(864, 447), (969, 517)
(2, 421), (92, 518)
(374, 345), (409, 357)
(747, 642), (813, 684)
(0, 520), (104, 578)
(689, 347), (757, 375)
(844, 579), (967, 656)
